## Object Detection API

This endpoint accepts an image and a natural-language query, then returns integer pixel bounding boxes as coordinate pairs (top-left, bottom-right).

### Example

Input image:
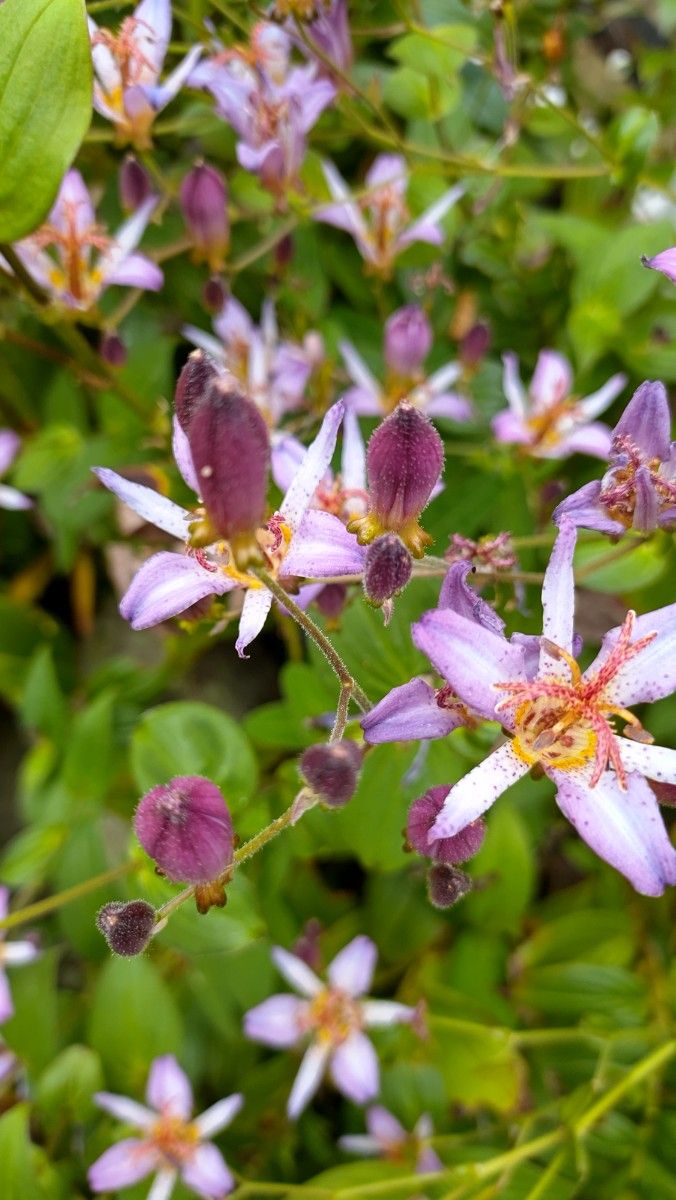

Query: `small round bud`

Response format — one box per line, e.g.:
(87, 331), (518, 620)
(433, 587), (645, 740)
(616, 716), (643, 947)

(459, 321), (491, 369)
(427, 864), (472, 909)
(97, 900), (156, 956)
(300, 741), (362, 808)
(202, 275), (227, 313)
(407, 787), (485, 864)
(384, 305), (432, 376)
(180, 162), (229, 273)
(363, 534), (412, 606)
(100, 331), (127, 367)
(174, 350), (221, 432)
(134, 775), (234, 884)
(119, 155), (152, 212)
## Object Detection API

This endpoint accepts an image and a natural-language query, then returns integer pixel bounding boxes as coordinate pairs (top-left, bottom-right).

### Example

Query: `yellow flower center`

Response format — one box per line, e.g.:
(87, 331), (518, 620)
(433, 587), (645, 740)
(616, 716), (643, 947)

(303, 988), (362, 1047)
(149, 1114), (199, 1168)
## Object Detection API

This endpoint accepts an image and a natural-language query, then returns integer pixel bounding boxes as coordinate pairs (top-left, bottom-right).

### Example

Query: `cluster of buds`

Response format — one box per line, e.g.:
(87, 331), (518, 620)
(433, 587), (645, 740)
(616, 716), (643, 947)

(406, 787), (485, 908)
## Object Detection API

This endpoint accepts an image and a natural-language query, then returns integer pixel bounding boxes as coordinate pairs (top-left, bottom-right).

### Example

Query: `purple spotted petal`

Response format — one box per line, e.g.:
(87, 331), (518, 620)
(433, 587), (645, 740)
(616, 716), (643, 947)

(438, 562), (505, 635)
(586, 603), (676, 705)
(243, 995), (306, 1047)
(538, 517), (576, 677)
(282, 510), (365, 578)
(235, 587), (273, 659)
(120, 553), (235, 629)
(280, 402), (344, 533)
(642, 246), (676, 284)
(553, 481), (626, 536)
(361, 677), (461, 745)
(617, 740), (676, 785)
(413, 609), (526, 721)
(613, 380), (672, 461)
(429, 742), (530, 841)
(93, 468), (192, 540)
(181, 1142), (234, 1197)
(327, 935), (376, 996)
(146, 1055), (192, 1119)
(88, 1138), (159, 1192)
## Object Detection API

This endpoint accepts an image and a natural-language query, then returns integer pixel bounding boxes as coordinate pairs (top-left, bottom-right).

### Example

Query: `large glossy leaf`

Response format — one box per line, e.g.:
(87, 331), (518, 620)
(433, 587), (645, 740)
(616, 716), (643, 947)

(0, 0), (92, 241)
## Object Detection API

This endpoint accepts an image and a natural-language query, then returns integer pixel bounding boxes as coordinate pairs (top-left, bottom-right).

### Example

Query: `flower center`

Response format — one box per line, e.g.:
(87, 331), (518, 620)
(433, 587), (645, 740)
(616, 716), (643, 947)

(494, 612), (655, 788)
(150, 1113), (199, 1168)
(304, 987), (362, 1046)
(93, 18), (157, 95)
(599, 434), (676, 527)
(525, 395), (576, 448)
(32, 201), (110, 305)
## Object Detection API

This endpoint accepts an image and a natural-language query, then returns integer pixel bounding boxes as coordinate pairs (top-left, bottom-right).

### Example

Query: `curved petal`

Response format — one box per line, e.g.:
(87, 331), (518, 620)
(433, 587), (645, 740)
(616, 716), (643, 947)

(97, 196), (158, 286)
(361, 1000), (414, 1027)
(429, 742), (529, 840)
(341, 406), (366, 491)
(555, 422), (612, 460)
(89, 16), (121, 94)
(553, 481), (626, 536)
(613, 380), (671, 460)
(330, 1032), (379, 1104)
(146, 1055), (192, 1119)
(538, 517), (577, 677)
(438, 563), (505, 635)
(328, 935), (376, 997)
(105, 252), (163, 292)
(339, 1134), (382, 1156)
(282, 510), (365, 579)
(235, 587), (273, 658)
(120, 553), (234, 630)
(195, 1093), (243, 1138)
(492, 408), (530, 446)
(50, 170), (95, 235)
(587, 603), (676, 705)
(183, 324), (226, 362)
(367, 1105), (405, 1144)
(181, 1143), (234, 1197)
(243, 995), (306, 1048)
(271, 434), (308, 494)
(616, 740), (676, 785)
(633, 465), (660, 531)
(134, 0), (171, 80)
(578, 373), (626, 421)
(361, 677), (462, 745)
(94, 1092), (155, 1128)
(172, 417), (200, 494)
(339, 339), (380, 400)
(272, 946), (323, 997)
(413, 609), (526, 721)
(281, 402), (344, 533)
(422, 390), (473, 422)
(287, 1041), (330, 1119)
(530, 351), (572, 411)
(151, 45), (203, 112)
(400, 183), (464, 247)
(147, 1170), (178, 1200)
(501, 352), (526, 417)
(93, 468), (192, 539)
(553, 767), (676, 896)
(88, 1139), (158, 1191)
(0, 484), (32, 511)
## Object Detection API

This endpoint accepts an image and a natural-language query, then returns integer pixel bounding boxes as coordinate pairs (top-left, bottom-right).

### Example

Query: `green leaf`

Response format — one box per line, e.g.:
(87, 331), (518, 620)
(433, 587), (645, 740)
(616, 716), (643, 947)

(0, 1106), (44, 1199)
(0, 0), (92, 241)
(574, 539), (666, 592)
(35, 1045), (103, 1126)
(463, 804), (535, 934)
(433, 1021), (525, 1113)
(2, 950), (60, 1075)
(88, 956), (183, 1091)
(62, 691), (116, 802)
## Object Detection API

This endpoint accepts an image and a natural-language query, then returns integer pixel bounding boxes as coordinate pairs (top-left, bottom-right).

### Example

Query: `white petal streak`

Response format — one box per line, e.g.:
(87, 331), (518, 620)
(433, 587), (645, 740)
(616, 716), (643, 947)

(339, 340), (380, 398)
(94, 1092), (155, 1128)
(171, 417), (199, 494)
(281, 401), (344, 533)
(361, 1000), (414, 1027)
(538, 517), (577, 678)
(195, 1093), (243, 1138)
(235, 587), (273, 658)
(147, 1169), (178, 1200)
(271, 947), (323, 997)
(587, 603), (676, 706)
(287, 1041), (330, 1119)
(93, 468), (191, 540)
(616, 739), (676, 784)
(430, 742), (529, 840)
(341, 406), (366, 491)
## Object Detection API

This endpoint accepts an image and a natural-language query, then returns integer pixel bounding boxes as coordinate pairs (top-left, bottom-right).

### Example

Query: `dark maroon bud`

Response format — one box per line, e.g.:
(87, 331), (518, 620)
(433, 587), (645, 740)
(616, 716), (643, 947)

(187, 378), (270, 540)
(300, 740), (362, 808)
(202, 275), (227, 313)
(274, 233), (294, 271)
(384, 305), (432, 375)
(100, 331), (127, 367)
(407, 786), (486, 864)
(459, 321), (491, 369)
(292, 917), (323, 971)
(174, 350), (221, 432)
(119, 155), (152, 212)
(96, 899), (156, 956)
(180, 162), (229, 272)
(363, 534), (412, 606)
(427, 863), (473, 909)
(314, 583), (347, 621)
(134, 775), (234, 884)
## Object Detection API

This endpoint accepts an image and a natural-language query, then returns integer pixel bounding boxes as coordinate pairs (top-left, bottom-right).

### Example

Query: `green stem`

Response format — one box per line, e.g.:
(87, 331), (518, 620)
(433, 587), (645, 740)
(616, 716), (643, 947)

(573, 1039), (675, 1137)
(0, 243), (49, 305)
(0, 862), (135, 933)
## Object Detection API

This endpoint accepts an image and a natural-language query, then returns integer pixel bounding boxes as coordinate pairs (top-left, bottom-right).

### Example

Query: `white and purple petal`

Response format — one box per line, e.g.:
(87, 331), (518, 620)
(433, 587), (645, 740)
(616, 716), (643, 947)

(327, 935), (376, 997)
(88, 1138), (159, 1192)
(243, 995), (306, 1048)
(413, 608), (526, 721)
(146, 1054), (193, 1119)
(235, 587), (274, 659)
(271, 946), (323, 997)
(587, 603), (676, 706)
(280, 402), (344, 533)
(538, 516), (576, 676)
(282, 510), (365, 579)
(120, 552), (234, 630)
(94, 1091), (155, 1129)
(93, 468), (192, 539)
(330, 1031), (379, 1104)
(181, 1142), (234, 1197)
(287, 1040), (331, 1119)
(361, 677), (461, 745)
(429, 742), (530, 841)
(553, 481), (626, 536)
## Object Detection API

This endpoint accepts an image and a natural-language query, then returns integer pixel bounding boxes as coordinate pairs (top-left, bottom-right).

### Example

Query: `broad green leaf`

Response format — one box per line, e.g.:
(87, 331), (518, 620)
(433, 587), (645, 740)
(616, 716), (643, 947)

(433, 1021), (525, 1113)
(2, 950), (60, 1076)
(0, 0), (92, 241)
(574, 539), (666, 592)
(62, 691), (116, 802)
(463, 804), (535, 933)
(0, 1106), (44, 1200)
(35, 1045), (103, 1126)
(88, 956), (183, 1091)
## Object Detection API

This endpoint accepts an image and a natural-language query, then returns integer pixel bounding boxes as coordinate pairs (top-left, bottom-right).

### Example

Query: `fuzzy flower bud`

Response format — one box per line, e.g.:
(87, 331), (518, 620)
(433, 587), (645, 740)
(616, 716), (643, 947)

(384, 305), (432, 376)
(97, 899), (156, 956)
(407, 786), (485, 864)
(180, 162), (229, 273)
(134, 775), (234, 885)
(174, 350), (221, 432)
(300, 740), (362, 808)
(363, 534), (412, 606)
(459, 321), (491, 369)
(187, 378), (270, 541)
(99, 331), (127, 367)
(348, 404), (444, 557)
(119, 155), (152, 212)
(202, 275), (227, 313)
(427, 864), (473, 909)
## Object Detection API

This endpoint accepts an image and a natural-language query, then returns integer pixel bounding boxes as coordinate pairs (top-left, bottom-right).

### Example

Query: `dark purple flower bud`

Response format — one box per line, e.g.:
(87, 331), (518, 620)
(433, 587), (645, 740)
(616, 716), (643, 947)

(174, 350), (221, 432)
(363, 534), (412, 606)
(348, 404), (444, 557)
(274, 233), (295, 271)
(119, 155), (152, 212)
(314, 583), (347, 621)
(300, 740), (362, 808)
(427, 864), (473, 909)
(96, 899), (156, 956)
(187, 379), (270, 540)
(459, 321), (491, 369)
(407, 786), (485, 864)
(384, 305), (432, 376)
(180, 162), (229, 273)
(202, 275), (228, 313)
(100, 331), (127, 367)
(134, 775), (234, 884)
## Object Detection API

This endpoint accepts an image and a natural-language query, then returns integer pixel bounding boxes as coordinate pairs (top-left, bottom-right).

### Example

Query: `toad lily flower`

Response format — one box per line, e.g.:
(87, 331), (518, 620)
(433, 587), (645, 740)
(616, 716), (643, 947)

(94, 380), (363, 656)
(244, 936), (416, 1118)
(3, 170), (162, 311)
(554, 380), (676, 534)
(0, 431), (31, 512)
(340, 1106), (442, 1174)
(88, 0), (202, 148)
(0, 888), (40, 1023)
(493, 350), (626, 459)
(316, 154), (464, 277)
(409, 518), (676, 896)
(89, 1054), (242, 1199)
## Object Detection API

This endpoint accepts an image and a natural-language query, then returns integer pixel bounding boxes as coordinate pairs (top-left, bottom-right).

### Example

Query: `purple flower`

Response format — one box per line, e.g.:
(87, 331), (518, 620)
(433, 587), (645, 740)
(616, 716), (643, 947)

(134, 776), (234, 884)
(94, 398), (363, 656)
(0, 431), (31, 512)
(190, 23), (335, 197)
(244, 936), (416, 1118)
(297, 0), (353, 78)
(340, 1105), (442, 1174)
(316, 154), (464, 277)
(2, 170), (162, 311)
(340, 331), (470, 422)
(492, 350), (626, 459)
(185, 297), (321, 426)
(0, 888), (40, 1023)
(384, 305), (433, 377)
(407, 518), (676, 896)
(89, 1054), (242, 1199)
(88, 0), (202, 148)
(642, 247), (676, 284)
(554, 380), (676, 534)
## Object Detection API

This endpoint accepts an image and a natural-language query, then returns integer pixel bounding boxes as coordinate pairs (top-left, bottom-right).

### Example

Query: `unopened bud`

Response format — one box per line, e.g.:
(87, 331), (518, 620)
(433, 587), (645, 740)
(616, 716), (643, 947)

(459, 321), (491, 369)
(187, 379), (270, 540)
(274, 233), (294, 271)
(134, 775), (234, 884)
(314, 583), (347, 621)
(348, 404), (444, 557)
(300, 740), (362, 808)
(363, 534), (412, 606)
(427, 863), (473, 908)
(202, 275), (227, 313)
(180, 162), (229, 272)
(407, 786), (485, 864)
(384, 305), (432, 376)
(119, 155), (152, 212)
(100, 331), (127, 367)
(175, 350), (221, 432)
(97, 899), (156, 956)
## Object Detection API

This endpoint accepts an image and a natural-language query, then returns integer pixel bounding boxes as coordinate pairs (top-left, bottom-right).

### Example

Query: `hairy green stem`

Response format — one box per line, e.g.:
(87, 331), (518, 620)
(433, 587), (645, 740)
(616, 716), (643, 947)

(0, 862), (135, 933)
